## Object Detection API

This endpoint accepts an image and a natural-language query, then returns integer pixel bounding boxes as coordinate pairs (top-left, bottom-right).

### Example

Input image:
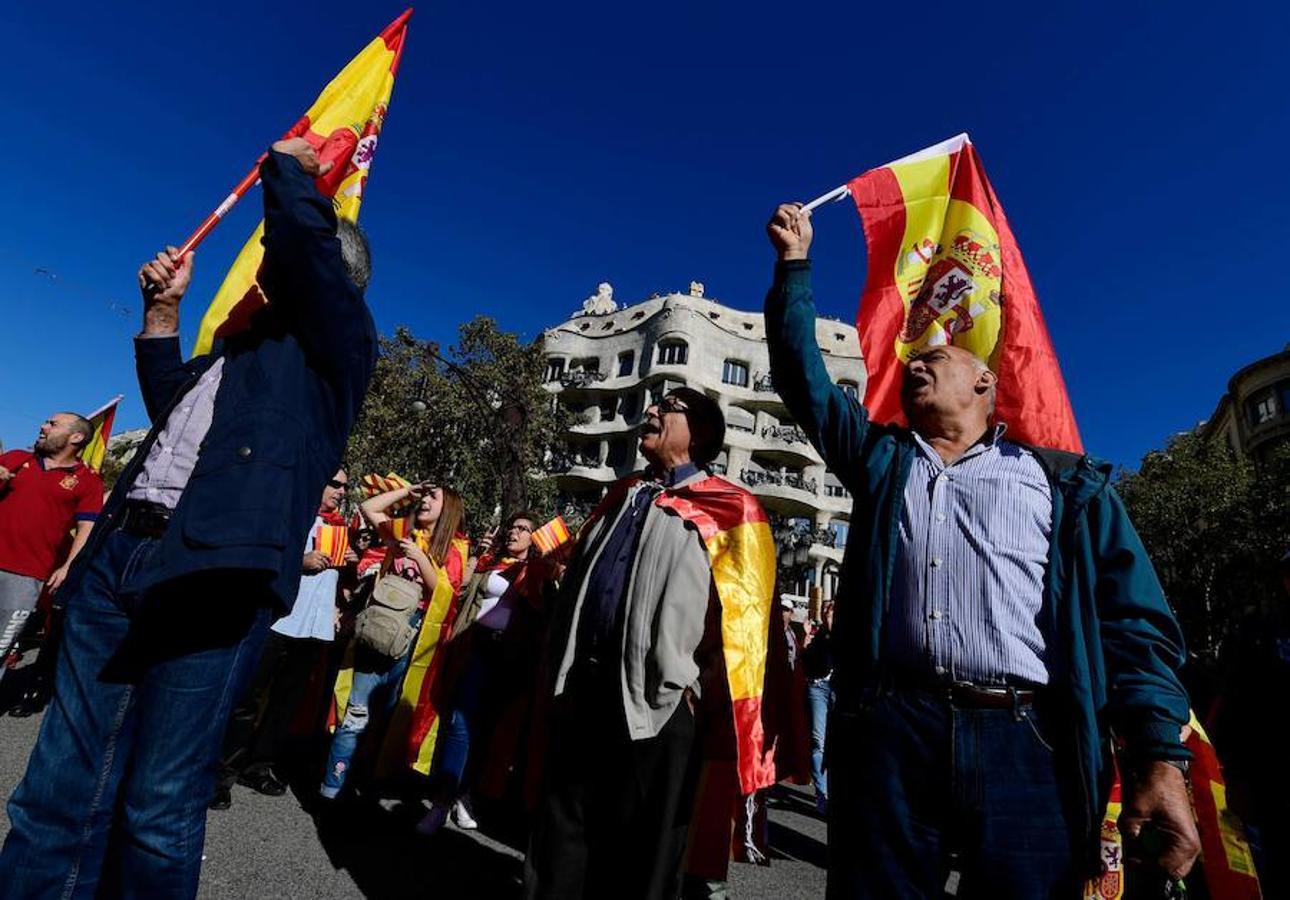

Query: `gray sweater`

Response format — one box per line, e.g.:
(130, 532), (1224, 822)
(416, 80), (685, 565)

(552, 470), (718, 740)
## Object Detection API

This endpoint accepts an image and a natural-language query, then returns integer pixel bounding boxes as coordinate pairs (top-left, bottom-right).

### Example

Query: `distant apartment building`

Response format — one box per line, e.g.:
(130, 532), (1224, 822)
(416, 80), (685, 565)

(541, 281), (865, 604)
(1201, 344), (1290, 461)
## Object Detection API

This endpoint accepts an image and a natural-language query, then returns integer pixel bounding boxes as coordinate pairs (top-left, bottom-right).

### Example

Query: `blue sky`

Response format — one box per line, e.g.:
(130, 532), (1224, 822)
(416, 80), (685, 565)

(1, 1), (1286, 468)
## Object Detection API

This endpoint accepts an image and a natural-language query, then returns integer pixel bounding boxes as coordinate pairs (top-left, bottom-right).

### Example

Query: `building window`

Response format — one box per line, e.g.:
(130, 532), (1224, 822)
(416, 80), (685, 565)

(618, 351), (635, 377)
(599, 399), (616, 423)
(829, 521), (850, 547)
(838, 380), (860, 400)
(607, 438), (631, 468)
(1279, 381), (1290, 420)
(572, 356), (600, 374)
(726, 406), (755, 434)
(545, 358), (565, 382)
(621, 393), (639, 421)
(657, 340), (688, 366)
(722, 359), (750, 388)
(1249, 390), (1278, 426)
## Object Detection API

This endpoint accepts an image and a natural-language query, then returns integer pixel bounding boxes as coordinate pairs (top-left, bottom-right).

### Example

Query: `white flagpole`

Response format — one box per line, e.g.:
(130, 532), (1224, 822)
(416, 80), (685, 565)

(799, 184), (850, 213)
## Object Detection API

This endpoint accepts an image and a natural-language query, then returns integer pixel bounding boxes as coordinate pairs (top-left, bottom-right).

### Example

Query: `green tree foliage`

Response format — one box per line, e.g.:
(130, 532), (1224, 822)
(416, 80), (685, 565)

(1117, 432), (1290, 664)
(344, 318), (567, 537)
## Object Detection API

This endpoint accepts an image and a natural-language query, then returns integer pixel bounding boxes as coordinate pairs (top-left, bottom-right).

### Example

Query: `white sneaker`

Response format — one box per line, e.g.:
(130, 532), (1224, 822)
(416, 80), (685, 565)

(415, 804), (449, 837)
(451, 798), (478, 830)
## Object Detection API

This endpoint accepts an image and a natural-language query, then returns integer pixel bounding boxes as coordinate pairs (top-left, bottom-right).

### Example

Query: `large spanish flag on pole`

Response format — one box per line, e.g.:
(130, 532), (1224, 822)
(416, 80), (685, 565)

(813, 134), (1082, 452)
(78, 395), (123, 473)
(191, 9), (412, 356)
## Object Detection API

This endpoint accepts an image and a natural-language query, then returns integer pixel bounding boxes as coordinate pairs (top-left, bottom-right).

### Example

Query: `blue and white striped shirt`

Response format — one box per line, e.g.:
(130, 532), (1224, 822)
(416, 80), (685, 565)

(885, 425), (1054, 686)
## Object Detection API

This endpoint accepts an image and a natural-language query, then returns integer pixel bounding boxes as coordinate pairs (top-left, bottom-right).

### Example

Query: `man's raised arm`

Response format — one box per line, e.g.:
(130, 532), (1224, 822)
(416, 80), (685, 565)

(763, 204), (870, 489)
(135, 247), (197, 421)
(256, 137), (372, 369)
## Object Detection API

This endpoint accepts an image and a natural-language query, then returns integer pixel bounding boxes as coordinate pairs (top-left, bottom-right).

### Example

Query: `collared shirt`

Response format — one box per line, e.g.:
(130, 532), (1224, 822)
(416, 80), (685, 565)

(575, 462), (699, 664)
(0, 451), (103, 580)
(127, 357), (225, 510)
(885, 425), (1053, 686)
(271, 517), (339, 642)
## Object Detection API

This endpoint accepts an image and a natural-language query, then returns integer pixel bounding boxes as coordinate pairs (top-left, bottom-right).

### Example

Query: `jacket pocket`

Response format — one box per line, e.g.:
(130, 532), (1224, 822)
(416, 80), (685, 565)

(181, 413), (301, 549)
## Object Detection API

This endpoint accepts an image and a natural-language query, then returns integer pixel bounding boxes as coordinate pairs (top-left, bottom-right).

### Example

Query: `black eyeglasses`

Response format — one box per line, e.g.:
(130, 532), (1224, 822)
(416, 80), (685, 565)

(508, 523), (533, 534)
(655, 397), (689, 415)
(327, 479), (348, 489)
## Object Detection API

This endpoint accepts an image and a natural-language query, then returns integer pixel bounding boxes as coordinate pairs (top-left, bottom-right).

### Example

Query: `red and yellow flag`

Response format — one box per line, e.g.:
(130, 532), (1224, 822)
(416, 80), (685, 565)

(530, 516), (571, 555)
(848, 134), (1082, 452)
(193, 10), (412, 356)
(78, 395), (123, 473)
(656, 478), (778, 795)
(1086, 715), (1261, 899)
(584, 475), (778, 796)
(1185, 714), (1262, 898)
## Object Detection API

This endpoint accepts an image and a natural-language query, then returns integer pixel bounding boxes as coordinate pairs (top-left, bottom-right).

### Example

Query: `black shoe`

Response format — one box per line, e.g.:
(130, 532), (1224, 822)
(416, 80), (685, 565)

(9, 687), (48, 718)
(209, 784), (233, 811)
(238, 769), (288, 797)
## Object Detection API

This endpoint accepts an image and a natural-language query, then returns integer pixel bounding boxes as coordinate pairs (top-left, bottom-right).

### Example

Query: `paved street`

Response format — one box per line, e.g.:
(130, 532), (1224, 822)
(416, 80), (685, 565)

(0, 711), (826, 899)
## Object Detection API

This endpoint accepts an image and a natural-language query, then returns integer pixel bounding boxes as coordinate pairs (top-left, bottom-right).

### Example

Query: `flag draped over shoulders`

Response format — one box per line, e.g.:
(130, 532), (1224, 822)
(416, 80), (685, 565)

(583, 473), (778, 796)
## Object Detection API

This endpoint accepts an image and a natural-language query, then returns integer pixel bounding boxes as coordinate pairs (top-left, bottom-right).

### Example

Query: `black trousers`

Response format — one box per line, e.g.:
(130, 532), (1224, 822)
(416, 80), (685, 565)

(218, 631), (325, 789)
(524, 689), (702, 900)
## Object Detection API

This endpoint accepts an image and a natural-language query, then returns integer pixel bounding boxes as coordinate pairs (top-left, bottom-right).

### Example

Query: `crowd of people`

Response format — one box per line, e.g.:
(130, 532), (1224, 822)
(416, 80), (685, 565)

(0, 138), (1279, 900)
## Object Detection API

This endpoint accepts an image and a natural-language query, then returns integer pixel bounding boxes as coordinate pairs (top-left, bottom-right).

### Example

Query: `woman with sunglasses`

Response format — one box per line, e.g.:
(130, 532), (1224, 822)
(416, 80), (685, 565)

(416, 510), (556, 835)
(320, 481), (468, 802)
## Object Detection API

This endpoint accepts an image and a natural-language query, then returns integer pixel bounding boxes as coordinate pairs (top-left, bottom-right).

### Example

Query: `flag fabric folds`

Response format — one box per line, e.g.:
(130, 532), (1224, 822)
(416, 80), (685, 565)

(1084, 715), (1262, 899)
(583, 475), (778, 797)
(193, 9), (412, 356)
(847, 134), (1082, 453)
(78, 395), (123, 473)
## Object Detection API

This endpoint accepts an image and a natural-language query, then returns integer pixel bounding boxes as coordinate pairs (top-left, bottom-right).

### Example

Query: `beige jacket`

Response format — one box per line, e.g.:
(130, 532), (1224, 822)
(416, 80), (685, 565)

(551, 470), (718, 740)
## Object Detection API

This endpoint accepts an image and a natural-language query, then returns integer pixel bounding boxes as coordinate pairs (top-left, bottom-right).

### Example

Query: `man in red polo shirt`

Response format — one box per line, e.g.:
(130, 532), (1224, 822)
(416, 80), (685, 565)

(0, 413), (104, 664)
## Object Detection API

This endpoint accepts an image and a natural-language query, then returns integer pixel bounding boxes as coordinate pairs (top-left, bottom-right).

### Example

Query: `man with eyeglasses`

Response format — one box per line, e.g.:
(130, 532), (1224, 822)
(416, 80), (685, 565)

(527, 386), (759, 900)
(213, 469), (357, 809)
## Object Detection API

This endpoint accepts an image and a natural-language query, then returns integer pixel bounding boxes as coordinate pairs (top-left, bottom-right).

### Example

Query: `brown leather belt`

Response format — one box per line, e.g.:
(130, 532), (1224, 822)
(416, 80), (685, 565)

(120, 500), (172, 539)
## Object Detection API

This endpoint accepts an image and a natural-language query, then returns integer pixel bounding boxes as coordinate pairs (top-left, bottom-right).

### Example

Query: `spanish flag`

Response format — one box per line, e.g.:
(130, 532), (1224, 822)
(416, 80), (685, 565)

(847, 134), (1082, 453)
(78, 395), (123, 473)
(193, 10), (412, 356)
(586, 475), (778, 796)
(1085, 716), (1262, 899)
(530, 516), (572, 555)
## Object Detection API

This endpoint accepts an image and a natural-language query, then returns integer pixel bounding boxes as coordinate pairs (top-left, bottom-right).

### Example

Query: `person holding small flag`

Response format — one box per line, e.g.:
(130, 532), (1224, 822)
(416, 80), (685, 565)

(764, 202), (1199, 898)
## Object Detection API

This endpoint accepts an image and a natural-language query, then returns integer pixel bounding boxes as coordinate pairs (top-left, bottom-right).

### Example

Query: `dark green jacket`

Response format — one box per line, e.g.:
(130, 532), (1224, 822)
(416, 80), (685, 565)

(765, 260), (1190, 837)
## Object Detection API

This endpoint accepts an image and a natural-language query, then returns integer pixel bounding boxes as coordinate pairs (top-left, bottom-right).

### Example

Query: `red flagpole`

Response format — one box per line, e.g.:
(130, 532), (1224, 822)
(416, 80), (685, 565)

(173, 160), (264, 259)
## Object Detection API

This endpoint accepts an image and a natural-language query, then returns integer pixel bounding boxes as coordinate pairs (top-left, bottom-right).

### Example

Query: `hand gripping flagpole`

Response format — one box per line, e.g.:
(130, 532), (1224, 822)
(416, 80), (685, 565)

(799, 183), (850, 214)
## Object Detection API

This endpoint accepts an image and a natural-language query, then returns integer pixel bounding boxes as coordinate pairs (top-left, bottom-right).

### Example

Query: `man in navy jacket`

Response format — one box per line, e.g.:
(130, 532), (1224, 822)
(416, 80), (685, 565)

(0, 138), (378, 898)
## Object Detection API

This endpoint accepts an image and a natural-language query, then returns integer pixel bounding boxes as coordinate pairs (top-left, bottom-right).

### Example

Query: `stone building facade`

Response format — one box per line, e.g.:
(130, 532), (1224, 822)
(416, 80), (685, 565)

(541, 282), (866, 605)
(1201, 344), (1290, 461)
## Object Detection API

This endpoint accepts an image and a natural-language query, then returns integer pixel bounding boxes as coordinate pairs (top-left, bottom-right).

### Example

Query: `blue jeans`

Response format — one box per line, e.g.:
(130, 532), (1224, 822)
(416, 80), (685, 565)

(432, 633), (494, 803)
(827, 686), (1080, 900)
(320, 621), (419, 798)
(0, 528), (273, 899)
(806, 677), (831, 798)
